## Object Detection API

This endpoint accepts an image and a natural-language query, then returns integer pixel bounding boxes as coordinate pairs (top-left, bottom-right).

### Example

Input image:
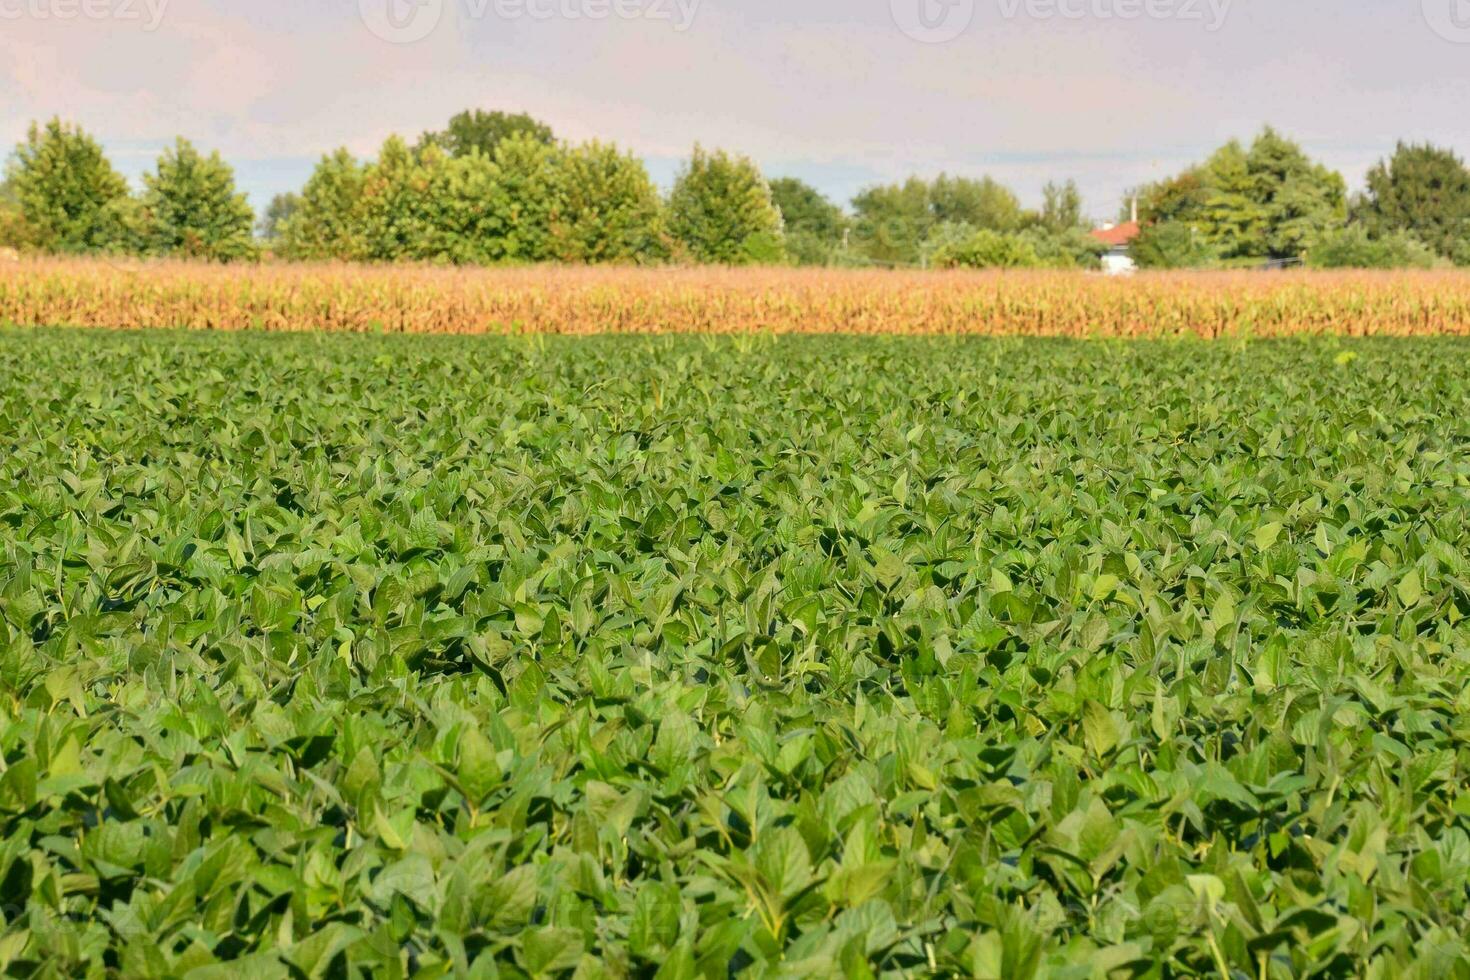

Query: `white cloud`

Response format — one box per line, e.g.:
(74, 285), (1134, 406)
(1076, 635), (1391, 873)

(4, 0), (1468, 215)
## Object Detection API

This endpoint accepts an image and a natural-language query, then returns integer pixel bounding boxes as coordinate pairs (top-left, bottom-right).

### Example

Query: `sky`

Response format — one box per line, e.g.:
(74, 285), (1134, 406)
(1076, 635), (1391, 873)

(4, 0), (1470, 222)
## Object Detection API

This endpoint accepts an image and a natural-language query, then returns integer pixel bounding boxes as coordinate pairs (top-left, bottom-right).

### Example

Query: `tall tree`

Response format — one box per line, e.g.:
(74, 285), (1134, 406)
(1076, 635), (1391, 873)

(258, 193), (301, 242)
(554, 142), (667, 264)
(1128, 128), (1344, 261)
(1040, 179), (1085, 232)
(417, 109), (554, 160)
(768, 177), (846, 265)
(668, 145), (784, 264)
(140, 138), (257, 261)
(1355, 142), (1470, 263)
(931, 174), (1023, 232)
(6, 118), (131, 253)
(851, 177), (932, 265)
(1247, 128), (1346, 258)
(277, 149), (369, 261)
(852, 174), (1024, 265)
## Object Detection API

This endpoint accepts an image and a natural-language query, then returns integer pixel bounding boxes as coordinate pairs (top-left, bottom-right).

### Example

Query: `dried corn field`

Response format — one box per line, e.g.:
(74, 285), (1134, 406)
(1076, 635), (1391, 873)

(4, 257), (1470, 336)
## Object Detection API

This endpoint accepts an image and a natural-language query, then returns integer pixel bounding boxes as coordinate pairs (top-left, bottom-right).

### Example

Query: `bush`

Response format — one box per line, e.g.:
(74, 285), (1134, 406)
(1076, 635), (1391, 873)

(1307, 226), (1438, 269)
(1018, 227), (1105, 270)
(931, 229), (1042, 269)
(1131, 221), (1218, 269)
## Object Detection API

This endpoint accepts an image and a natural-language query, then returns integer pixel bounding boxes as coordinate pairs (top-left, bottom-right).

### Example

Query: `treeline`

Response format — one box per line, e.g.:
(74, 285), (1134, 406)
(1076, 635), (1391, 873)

(1128, 128), (1470, 269)
(4, 110), (1470, 269)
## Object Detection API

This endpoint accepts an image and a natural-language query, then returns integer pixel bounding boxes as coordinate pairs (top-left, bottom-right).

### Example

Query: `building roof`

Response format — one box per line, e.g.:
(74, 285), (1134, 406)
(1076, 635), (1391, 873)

(1089, 221), (1141, 247)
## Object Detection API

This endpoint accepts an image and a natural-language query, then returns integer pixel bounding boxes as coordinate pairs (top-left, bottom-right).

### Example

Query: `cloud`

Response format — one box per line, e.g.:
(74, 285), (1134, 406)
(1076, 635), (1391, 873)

(4, 0), (1468, 216)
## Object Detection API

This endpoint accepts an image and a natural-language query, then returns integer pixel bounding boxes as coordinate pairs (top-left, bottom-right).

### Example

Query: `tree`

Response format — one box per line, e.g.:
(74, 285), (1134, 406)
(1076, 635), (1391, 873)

(258, 193), (301, 241)
(1128, 128), (1344, 261)
(768, 177), (846, 265)
(932, 174), (1023, 232)
(482, 135), (569, 263)
(1247, 128), (1345, 258)
(1039, 180), (1085, 232)
(1195, 142), (1264, 258)
(278, 149), (369, 261)
(417, 109), (554, 160)
(139, 138), (257, 261)
(356, 136), (441, 262)
(1355, 142), (1470, 264)
(554, 142), (666, 263)
(668, 145), (784, 264)
(0, 177), (34, 250)
(5, 118), (131, 253)
(851, 177), (932, 265)
(852, 174), (1024, 265)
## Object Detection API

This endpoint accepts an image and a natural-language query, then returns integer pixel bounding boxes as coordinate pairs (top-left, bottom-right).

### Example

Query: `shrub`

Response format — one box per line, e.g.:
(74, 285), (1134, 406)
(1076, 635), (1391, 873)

(1132, 221), (1218, 269)
(1307, 226), (1439, 269)
(931, 229), (1042, 268)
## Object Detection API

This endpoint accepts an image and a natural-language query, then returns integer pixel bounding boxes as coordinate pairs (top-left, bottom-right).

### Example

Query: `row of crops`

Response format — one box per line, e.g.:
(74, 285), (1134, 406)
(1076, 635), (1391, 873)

(2, 327), (1469, 976)
(5, 258), (1470, 336)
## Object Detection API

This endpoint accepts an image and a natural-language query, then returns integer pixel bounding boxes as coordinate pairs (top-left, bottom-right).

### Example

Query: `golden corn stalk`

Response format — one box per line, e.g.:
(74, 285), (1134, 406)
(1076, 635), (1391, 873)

(3, 257), (1470, 337)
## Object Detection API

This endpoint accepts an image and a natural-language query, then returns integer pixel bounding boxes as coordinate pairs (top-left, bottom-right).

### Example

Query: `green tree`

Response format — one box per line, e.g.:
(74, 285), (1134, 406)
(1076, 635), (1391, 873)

(851, 177), (932, 265)
(1355, 142), (1470, 263)
(936, 175), (1023, 232)
(768, 177), (846, 265)
(1130, 170), (1209, 225)
(139, 138), (257, 261)
(853, 174), (1024, 265)
(481, 135), (569, 263)
(356, 136), (445, 262)
(554, 142), (666, 263)
(278, 149), (369, 261)
(668, 145), (784, 265)
(1247, 128), (1346, 258)
(258, 192), (301, 242)
(1039, 179), (1085, 232)
(417, 109), (554, 160)
(0, 177), (34, 250)
(1129, 129), (1344, 261)
(6, 118), (131, 253)
(1195, 142), (1264, 258)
